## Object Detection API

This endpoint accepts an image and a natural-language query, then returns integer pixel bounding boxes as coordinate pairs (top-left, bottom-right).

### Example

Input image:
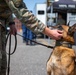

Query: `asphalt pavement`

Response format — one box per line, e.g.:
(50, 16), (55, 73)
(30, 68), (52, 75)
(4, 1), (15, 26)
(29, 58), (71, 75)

(6, 32), (54, 75)
(6, 32), (76, 75)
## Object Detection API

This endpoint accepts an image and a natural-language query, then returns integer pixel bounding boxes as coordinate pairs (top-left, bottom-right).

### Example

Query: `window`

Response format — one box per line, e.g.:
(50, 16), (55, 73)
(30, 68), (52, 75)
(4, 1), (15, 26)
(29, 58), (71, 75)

(38, 10), (45, 15)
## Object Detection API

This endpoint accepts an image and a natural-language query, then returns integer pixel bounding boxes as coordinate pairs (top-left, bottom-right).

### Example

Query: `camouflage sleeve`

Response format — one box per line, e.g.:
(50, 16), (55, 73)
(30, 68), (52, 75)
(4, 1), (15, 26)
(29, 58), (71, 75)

(6, 0), (46, 34)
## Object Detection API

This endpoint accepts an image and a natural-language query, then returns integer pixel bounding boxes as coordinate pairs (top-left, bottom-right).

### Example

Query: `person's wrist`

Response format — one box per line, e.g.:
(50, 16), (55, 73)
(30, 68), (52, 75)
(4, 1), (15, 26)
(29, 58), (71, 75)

(43, 27), (52, 36)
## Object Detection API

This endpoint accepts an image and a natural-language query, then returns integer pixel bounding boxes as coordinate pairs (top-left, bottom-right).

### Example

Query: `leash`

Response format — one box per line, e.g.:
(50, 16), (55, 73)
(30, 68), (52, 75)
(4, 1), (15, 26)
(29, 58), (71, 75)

(17, 33), (54, 49)
(6, 32), (17, 75)
(6, 32), (17, 55)
(0, 24), (17, 75)
(6, 32), (54, 75)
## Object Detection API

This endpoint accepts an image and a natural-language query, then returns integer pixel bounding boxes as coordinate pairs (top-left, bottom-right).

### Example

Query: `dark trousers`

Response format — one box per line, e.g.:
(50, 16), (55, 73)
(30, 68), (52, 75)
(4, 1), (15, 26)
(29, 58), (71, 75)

(0, 24), (7, 75)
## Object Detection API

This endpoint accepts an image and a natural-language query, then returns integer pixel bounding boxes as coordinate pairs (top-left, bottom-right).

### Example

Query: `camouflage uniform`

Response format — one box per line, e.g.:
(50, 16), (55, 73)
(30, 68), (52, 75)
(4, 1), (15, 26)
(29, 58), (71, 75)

(0, 0), (13, 75)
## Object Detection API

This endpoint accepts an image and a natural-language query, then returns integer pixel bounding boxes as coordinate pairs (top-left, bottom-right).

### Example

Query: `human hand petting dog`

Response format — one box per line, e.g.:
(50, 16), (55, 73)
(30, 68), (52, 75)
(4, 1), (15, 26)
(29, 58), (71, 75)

(43, 27), (63, 40)
(49, 29), (63, 40)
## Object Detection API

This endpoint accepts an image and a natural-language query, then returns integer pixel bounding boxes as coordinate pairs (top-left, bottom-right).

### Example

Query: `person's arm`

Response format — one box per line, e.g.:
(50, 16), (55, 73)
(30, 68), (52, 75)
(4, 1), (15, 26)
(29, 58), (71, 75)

(6, 0), (45, 33)
(5, 0), (63, 40)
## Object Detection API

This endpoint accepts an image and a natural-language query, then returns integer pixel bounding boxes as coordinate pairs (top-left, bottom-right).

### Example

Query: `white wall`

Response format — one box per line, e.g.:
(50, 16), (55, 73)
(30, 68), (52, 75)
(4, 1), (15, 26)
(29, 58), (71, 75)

(36, 3), (47, 25)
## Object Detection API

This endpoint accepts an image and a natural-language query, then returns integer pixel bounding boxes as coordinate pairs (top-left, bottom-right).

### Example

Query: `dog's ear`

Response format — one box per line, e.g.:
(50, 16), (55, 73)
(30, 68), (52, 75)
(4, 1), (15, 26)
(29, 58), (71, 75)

(68, 23), (76, 36)
(67, 21), (70, 26)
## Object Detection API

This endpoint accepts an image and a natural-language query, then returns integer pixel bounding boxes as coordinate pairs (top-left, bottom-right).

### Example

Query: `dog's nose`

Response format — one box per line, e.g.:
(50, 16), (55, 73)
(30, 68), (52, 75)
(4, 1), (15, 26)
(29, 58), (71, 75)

(74, 31), (76, 45)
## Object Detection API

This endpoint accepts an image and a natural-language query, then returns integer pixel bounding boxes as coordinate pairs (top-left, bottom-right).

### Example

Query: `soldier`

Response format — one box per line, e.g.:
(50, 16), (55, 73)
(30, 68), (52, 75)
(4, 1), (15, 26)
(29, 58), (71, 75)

(0, 0), (16, 75)
(0, 0), (63, 75)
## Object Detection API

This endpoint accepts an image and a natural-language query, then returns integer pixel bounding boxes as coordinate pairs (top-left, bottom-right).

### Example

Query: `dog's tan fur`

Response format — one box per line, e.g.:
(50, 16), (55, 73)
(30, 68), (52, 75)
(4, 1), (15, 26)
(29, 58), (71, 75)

(47, 25), (76, 75)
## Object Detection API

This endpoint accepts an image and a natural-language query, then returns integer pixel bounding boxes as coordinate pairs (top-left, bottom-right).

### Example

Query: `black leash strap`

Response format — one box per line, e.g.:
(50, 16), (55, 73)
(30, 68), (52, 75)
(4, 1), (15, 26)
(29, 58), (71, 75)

(17, 33), (54, 49)
(6, 32), (17, 75)
(6, 32), (17, 55)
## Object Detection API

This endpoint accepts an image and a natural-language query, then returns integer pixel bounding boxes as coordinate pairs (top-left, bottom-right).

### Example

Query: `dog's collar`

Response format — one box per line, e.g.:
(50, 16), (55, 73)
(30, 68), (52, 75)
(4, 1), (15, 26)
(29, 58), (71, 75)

(60, 41), (72, 48)
(55, 41), (72, 48)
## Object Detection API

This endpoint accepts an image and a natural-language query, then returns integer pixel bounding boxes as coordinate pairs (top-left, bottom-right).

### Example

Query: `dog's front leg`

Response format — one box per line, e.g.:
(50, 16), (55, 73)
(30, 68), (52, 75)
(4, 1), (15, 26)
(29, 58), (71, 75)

(47, 59), (52, 75)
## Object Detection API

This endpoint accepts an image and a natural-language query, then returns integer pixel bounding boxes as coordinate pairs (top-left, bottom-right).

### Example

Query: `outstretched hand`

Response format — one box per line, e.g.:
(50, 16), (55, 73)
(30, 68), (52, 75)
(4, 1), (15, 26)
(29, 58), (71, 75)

(43, 27), (63, 40)
(50, 29), (63, 40)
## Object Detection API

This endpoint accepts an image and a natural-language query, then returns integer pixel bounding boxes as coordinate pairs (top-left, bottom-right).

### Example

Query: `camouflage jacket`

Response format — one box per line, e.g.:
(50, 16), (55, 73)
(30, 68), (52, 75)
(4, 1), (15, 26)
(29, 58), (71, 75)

(4, 0), (46, 33)
(0, 0), (12, 25)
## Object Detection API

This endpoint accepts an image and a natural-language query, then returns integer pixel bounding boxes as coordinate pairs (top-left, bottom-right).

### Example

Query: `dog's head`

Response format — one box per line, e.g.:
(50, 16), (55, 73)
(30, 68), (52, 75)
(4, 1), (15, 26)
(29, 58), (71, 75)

(51, 24), (76, 45)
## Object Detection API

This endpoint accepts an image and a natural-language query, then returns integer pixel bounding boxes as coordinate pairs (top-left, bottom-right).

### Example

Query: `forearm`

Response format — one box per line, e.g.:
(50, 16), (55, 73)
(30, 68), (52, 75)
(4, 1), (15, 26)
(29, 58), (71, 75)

(6, 0), (46, 34)
(43, 27), (52, 37)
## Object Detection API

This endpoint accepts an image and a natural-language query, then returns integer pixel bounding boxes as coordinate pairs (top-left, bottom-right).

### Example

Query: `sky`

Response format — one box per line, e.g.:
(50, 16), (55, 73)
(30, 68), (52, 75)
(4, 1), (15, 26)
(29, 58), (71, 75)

(12, 0), (46, 18)
(23, 0), (46, 12)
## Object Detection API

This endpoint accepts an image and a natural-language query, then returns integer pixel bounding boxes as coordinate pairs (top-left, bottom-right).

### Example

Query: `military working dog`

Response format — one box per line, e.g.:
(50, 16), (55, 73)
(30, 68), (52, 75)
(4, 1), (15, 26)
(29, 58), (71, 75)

(47, 24), (76, 75)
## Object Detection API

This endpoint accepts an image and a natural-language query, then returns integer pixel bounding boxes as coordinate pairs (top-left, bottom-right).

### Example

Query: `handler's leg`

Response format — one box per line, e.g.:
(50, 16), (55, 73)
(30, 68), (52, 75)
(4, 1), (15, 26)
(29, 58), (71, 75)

(0, 24), (2, 74)
(0, 23), (7, 75)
